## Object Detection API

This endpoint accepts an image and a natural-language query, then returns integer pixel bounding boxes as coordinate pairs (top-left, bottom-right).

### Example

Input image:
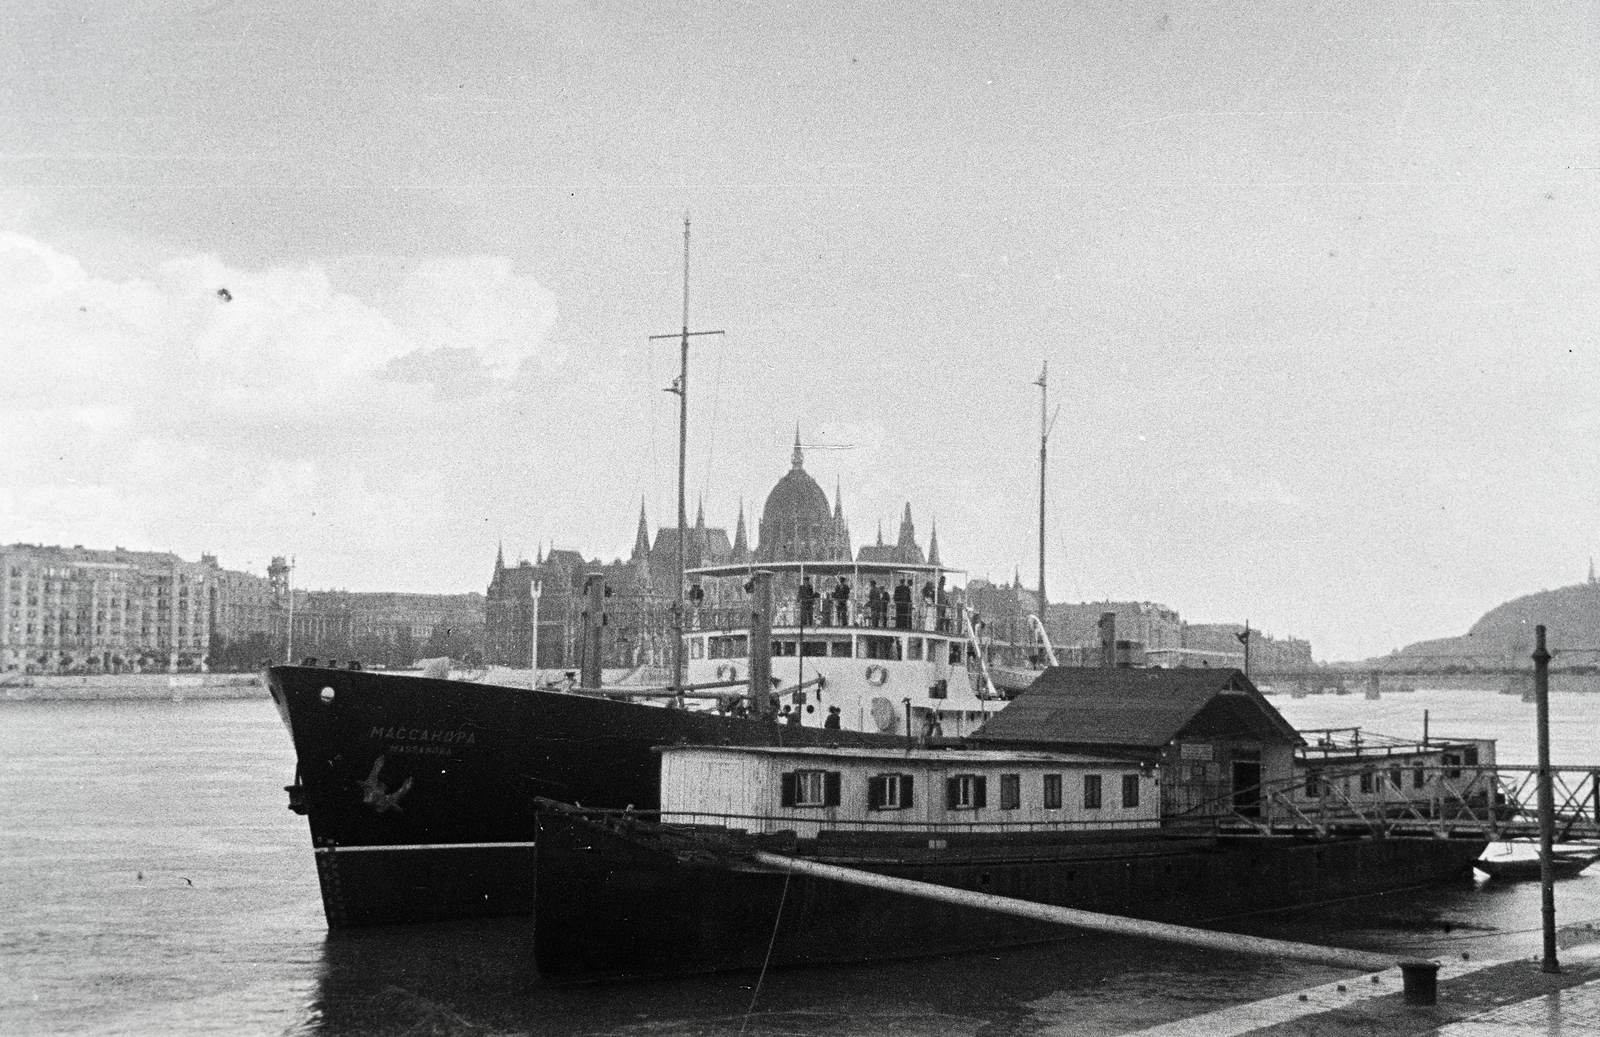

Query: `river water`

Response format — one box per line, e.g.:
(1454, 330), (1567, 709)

(3, 688), (1600, 1036)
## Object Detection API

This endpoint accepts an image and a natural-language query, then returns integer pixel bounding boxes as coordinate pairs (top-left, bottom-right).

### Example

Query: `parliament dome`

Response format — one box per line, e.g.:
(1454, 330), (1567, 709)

(756, 431), (851, 563)
(762, 443), (830, 527)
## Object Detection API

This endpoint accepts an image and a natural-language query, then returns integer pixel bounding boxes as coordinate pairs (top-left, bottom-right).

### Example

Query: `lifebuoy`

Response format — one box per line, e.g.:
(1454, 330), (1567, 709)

(716, 663), (739, 682)
(865, 664), (889, 686)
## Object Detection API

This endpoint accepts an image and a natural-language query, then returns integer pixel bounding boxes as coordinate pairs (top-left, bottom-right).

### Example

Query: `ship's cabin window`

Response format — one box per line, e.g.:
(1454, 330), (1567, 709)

(867, 772), (915, 810)
(1388, 767), (1403, 790)
(801, 640), (826, 657)
(999, 773), (1021, 810)
(709, 635), (748, 659)
(1121, 774), (1140, 809)
(774, 640), (797, 657)
(860, 635), (900, 661)
(1442, 753), (1462, 779)
(1042, 774), (1063, 809)
(1304, 769), (1322, 798)
(828, 639), (852, 658)
(1359, 770), (1375, 794)
(781, 769), (840, 808)
(928, 678), (948, 699)
(1463, 746), (1479, 767)
(1413, 761), (1426, 788)
(950, 641), (963, 665)
(1083, 774), (1103, 810)
(945, 773), (987, 810)
(907, 637), (924, 661)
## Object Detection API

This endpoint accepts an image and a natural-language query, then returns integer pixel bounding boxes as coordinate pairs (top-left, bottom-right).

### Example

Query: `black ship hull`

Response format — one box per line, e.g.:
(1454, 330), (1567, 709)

(266, 664), (905, 927)
(533, 810), (1489, 984)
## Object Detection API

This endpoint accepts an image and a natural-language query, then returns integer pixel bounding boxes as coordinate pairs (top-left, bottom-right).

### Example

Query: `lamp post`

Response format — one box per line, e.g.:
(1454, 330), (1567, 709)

(529, 577), (542, 684)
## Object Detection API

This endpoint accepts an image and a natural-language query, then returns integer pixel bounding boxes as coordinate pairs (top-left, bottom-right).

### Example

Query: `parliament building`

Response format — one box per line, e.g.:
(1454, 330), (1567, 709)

(484, 433), (937, 671)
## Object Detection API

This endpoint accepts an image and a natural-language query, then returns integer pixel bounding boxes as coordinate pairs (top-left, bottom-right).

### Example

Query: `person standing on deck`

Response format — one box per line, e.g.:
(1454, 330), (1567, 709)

(893, 579), (912, 629)
(798, 577), (817, 627)
(832, 577), (851, 626)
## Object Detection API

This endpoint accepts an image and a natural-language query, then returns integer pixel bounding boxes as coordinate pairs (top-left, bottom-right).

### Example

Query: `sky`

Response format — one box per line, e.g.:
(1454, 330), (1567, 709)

(1, 1), (1596, 661)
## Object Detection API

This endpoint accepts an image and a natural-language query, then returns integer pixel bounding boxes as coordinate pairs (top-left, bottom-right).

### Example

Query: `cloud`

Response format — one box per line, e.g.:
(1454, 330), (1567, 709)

(0, 232), (560, 578)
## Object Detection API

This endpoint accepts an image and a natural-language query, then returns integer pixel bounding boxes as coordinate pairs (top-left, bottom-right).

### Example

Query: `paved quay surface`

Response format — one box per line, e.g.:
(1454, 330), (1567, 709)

(1113, 939), (1600, 1037)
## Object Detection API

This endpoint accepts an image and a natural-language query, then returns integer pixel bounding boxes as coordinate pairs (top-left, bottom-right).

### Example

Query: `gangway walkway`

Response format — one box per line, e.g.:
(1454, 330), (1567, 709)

(1175, 763), (1600, 843)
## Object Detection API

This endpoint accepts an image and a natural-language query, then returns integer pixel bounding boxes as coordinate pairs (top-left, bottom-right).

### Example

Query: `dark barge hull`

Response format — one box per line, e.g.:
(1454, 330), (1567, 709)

(266, 664), (907, 928)
(533, 811), (1489, 984)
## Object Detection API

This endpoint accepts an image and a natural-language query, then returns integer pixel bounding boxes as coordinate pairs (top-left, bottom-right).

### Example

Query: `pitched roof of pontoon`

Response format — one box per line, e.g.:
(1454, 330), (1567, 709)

(971, 667), (1305, 750)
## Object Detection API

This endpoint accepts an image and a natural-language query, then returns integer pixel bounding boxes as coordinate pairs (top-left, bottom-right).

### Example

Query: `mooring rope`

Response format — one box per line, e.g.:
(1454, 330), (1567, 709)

(739, 856), (794, 1035)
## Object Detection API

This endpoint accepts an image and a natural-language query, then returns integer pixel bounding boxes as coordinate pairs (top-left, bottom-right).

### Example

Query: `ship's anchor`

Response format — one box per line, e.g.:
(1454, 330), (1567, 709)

(359, 755), (413, 813)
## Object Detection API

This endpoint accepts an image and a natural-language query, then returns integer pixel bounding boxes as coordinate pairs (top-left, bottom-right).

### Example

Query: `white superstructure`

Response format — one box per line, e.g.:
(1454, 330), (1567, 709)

(682, 560), (998, 738)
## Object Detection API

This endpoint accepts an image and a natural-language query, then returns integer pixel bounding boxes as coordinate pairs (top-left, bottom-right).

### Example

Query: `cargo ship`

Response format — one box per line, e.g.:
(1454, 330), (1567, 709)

(267, 556), (1001, 928)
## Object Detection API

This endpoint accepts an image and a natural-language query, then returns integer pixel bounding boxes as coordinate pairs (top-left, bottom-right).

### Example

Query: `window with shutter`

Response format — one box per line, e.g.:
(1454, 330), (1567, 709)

(784, 770), (828, 807)
(869, 773), (915, 810)
(973, 775), (987, 809)
(1043, 773), (1062, 809)
(1121, 773), (1140, 809)
(999, 774), (1021, 810)
(946, 774), (984, 810)
(1083, 774), (1102, 809)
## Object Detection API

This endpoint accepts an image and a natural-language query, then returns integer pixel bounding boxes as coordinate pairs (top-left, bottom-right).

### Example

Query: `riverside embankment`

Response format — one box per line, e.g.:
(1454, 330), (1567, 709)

(0, 672), (263, 701)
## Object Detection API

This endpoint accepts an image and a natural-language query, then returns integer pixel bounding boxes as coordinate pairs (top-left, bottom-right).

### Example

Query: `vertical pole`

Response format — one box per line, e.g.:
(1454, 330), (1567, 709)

(580, 573), (605, 691)
(529, 579), (541, 682)
(1535, 624), (1559, 973)
(1423, 709), (1430, 748)
(1037, 362), (1048, 623)
(285, 556), (296, 663)
(672, 216), (690, 695)
(747, 570), (773, 718)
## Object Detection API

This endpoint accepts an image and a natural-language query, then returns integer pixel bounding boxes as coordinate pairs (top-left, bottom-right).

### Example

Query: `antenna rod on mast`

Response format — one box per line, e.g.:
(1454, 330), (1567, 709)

(649, 214), (724, 693)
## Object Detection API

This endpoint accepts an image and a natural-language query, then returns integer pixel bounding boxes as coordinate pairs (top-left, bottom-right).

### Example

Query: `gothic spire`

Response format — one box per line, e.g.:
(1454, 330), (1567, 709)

(695, 495), (705, 530)
(732, 499), (749, 559)
(928, 520), (941, 567)
(791, 424), (804, 469)
(897, 503), (916, 548)
(631, 500), (651, 562)
(875, 520), (884, 547)
(495, 540), (505, 573)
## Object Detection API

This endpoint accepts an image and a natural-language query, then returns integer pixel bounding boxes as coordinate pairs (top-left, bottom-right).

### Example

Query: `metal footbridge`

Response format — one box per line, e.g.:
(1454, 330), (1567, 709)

(1192, 762), (1600, 843)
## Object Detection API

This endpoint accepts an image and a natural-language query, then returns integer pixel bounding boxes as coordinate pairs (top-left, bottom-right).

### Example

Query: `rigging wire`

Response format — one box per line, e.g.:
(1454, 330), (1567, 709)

(700, 327), (727, 513)
(739, 859), (793, 1036)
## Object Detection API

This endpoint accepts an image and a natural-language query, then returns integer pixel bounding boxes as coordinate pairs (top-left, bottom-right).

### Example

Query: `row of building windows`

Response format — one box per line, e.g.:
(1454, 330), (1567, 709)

(781, 769), (1141, 812)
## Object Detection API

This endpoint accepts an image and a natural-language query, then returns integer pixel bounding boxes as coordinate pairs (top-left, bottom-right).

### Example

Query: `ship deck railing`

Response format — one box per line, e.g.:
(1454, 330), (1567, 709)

(1171, 763), (1600, 842)
(686, 602), (959, 637)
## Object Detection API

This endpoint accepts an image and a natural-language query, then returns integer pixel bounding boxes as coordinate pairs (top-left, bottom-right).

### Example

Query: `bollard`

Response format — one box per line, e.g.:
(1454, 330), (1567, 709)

(1400, 959), (1440, 1005)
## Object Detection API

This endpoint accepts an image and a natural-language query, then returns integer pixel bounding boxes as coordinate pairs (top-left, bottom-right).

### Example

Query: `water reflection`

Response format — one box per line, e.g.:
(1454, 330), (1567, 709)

(289, 918), (1353, 1037)
(283, 870), (1600, 1036)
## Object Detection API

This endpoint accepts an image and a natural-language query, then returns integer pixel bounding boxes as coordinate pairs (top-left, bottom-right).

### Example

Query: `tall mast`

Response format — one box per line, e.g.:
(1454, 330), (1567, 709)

(1034, 363), (1057, 620)
(649, 215), (724, 691)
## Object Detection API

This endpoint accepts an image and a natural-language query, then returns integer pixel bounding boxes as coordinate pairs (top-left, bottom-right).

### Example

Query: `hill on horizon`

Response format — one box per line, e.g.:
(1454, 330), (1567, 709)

(1371, 580), (1600, 667)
